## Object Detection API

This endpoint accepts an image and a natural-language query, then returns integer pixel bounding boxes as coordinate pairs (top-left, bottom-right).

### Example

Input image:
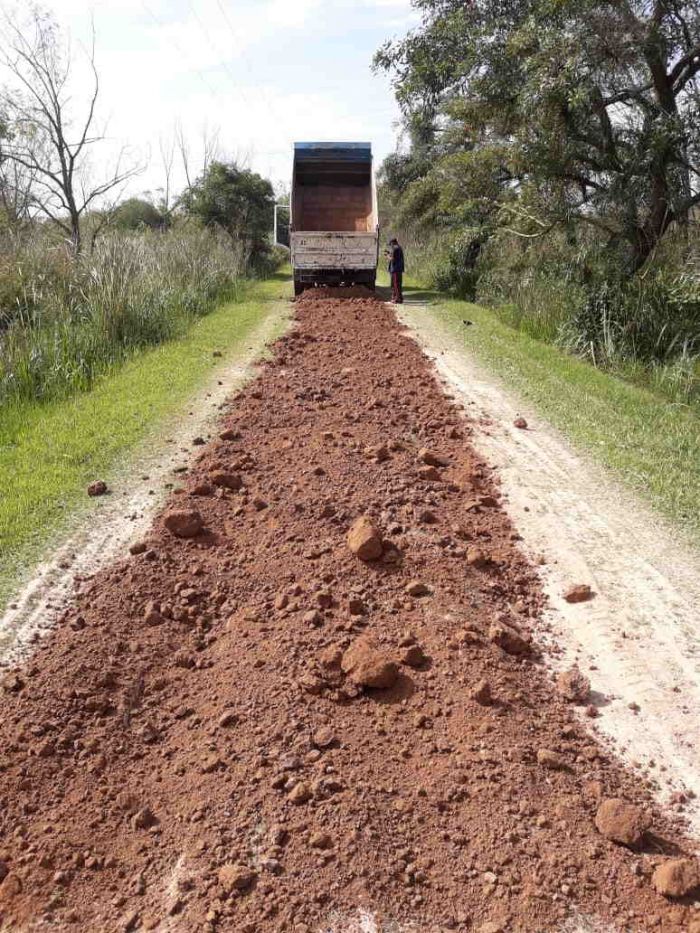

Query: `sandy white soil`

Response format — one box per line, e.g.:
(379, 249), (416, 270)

(401, 302), (700, 838)
(0, 308), (287, 670)
(320, 908), (613, 932)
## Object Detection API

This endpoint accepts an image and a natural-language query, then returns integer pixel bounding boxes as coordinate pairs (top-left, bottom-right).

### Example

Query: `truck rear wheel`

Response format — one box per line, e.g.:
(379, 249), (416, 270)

(294, 279), (305, 297)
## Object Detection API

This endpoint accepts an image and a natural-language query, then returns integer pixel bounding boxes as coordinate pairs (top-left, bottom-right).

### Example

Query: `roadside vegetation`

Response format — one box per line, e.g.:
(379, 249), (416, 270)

(0, 7), (288, 600)
(396, 277), (700, 541)
(375, 0), (700, 410)
(0, 8), (284, 410)
(1, 225), (244, 405)
(0, 275), (290, 607)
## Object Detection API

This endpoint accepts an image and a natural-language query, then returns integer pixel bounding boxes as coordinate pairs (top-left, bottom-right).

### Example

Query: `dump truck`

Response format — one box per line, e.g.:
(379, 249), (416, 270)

(290, 141), (379, 295)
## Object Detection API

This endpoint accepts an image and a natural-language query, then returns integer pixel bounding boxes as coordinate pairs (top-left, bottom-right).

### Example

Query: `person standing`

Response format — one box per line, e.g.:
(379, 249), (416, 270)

(387, 237), (405, 304)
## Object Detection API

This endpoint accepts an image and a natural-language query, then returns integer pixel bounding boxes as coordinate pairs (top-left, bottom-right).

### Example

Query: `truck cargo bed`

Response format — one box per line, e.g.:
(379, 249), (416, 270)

(291, 142), (378, 293)
(291, 231), (378, 269)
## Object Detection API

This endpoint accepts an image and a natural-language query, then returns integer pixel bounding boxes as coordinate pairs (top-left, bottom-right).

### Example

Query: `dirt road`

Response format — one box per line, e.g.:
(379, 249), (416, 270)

(0, 292), (697, 932)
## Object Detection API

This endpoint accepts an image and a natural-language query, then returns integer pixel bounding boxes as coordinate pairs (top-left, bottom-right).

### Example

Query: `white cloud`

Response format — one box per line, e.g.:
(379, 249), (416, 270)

(1, 0), (411, 200)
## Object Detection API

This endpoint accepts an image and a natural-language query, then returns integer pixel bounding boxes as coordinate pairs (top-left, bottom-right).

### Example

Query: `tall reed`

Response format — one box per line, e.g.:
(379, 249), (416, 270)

(393, 223), (700, 407)
(0, 225), (246, 405)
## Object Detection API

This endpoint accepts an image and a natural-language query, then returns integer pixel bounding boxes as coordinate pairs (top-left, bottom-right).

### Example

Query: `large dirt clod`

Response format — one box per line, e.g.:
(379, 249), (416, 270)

(163, 509), (203, 538)
(537, 748), (569, 770)
(341, 637), (398, 690)
(87, 480), (108, 497)
(594, 798), (650, 847)
(401, 643), (427, 668)
(488, 621), (531, 656)
(405, 580), (430, 597)
(218, 863), (256, 894)
(651, 858), (700, 898)
(467, 546), (490, 568)
(557, 666), (591, 703)
(564, 583), (594, 603)
(346, 515), (383, 561)
(418, 447), (449, 468)
(210, 470), (242, 490)
(470, 678), (493, 705)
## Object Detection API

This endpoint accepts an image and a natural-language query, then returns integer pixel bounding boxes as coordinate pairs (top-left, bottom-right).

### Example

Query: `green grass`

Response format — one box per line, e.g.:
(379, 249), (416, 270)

(396, 277), (700, 542)
(0, 274), (290, 606)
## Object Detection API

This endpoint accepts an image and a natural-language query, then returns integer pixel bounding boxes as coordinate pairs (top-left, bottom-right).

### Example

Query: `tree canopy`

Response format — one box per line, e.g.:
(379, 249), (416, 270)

(112, 197), (166, 231)
(375, 0), (700, 270)
(180, 161), (274, 261)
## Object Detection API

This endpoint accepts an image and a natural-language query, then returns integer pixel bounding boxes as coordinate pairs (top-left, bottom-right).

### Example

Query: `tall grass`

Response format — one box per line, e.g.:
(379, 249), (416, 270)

(394, 222), (700, 408)
(0, 224), (247, 405)
(391, 228), (456, 294)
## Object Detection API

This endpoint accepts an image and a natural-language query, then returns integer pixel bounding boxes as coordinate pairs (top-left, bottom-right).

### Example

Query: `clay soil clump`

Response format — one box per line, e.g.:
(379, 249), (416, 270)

(595, 798), (651, 847)
(341, 637), (398, 690)
(346, 515), (383, 561)
(652, 859), (700, 898)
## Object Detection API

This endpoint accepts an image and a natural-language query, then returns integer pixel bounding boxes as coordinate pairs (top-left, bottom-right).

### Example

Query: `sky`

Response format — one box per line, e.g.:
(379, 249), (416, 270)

(2, 0), (419, 202)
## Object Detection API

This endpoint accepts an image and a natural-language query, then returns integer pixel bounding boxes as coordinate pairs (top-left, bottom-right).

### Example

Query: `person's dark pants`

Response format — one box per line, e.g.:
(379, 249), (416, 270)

(391, 271), (403, 303)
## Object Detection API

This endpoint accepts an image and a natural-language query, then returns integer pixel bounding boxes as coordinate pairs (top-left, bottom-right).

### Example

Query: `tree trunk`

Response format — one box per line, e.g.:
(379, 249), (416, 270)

(69, 208), (82, 255)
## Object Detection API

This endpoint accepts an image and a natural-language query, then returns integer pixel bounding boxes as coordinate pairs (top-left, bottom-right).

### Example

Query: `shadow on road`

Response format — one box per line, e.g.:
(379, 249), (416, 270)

(377, 283), (440, 305)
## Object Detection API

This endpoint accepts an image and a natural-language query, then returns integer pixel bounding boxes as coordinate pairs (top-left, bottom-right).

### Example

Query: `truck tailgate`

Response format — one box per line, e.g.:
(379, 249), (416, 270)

(291, 231), (378, 270)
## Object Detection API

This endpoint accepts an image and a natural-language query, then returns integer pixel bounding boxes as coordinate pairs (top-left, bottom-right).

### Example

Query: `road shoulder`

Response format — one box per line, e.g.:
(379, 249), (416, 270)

(401, 298), (700, 835)
(0, 283), (290, 658)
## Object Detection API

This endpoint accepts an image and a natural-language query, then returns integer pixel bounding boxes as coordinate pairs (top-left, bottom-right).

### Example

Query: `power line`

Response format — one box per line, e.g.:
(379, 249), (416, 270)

(142, 0), (292, 178)
(139, 0), (221, 102)
(212, 0), (289, 131)
(185, 0), (254, 110)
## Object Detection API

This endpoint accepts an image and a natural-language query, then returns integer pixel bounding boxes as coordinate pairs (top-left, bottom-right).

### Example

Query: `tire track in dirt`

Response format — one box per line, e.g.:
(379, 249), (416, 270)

(0, 292), (697, 932)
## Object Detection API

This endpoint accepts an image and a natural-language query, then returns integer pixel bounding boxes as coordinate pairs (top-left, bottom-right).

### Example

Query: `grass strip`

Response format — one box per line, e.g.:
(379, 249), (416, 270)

(0, 274), (290, 605)
(399, 278), (700, 542)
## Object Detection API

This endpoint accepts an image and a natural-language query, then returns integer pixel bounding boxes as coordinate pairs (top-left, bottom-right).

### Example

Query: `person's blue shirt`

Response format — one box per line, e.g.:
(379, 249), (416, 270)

(388, 244), (405, 274)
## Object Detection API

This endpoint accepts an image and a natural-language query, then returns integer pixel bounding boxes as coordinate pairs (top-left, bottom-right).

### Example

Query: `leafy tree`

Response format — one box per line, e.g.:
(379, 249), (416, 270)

(379, 112), (438, 197)
(180, 161), (273, 263)
(376, 0), (700, 271)
(112, 197), (165, 231)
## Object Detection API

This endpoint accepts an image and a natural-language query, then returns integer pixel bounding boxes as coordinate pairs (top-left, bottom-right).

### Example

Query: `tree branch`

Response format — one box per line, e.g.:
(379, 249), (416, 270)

(669, 44), (700, 89)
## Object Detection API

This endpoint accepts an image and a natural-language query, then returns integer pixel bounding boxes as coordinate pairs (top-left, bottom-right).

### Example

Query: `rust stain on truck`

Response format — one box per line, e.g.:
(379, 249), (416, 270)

(291, 141), (379, 295)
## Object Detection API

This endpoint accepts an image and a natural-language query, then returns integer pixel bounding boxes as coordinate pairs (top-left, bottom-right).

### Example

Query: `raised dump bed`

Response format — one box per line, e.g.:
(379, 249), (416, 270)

(290, 141), (379, 294)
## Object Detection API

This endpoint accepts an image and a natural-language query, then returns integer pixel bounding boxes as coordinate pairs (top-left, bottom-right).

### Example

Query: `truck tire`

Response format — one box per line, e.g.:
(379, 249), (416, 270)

(294, 279), (305, 297)
(368, 274), (376, 291)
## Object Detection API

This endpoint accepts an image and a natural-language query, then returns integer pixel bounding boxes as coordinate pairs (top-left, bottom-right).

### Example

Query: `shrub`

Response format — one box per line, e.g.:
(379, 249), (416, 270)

(392, 220), (700, 407)
(248, 243), (289, 278)
(432, 230), (485, 300)
(112, 198), (167, 231)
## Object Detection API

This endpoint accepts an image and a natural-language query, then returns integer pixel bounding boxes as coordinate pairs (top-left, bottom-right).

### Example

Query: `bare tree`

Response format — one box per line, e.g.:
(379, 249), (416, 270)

(0, 120), (37, 225)
(158, 134), (175, 218)
(201, 123), (221, 175)
(175, 122), (193, 197)
(174, 120), (221, 201)
(0, 7), (142, 253)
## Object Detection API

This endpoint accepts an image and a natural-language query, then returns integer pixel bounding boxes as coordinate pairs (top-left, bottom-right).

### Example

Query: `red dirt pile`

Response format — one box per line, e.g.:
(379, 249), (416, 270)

(0, 290), (697, 931)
